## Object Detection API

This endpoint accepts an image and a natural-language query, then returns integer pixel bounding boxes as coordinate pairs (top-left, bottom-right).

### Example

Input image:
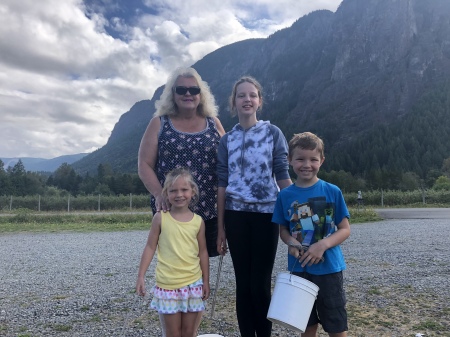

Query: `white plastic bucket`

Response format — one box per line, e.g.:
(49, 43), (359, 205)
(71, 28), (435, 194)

(197, 335), (223, 337)
(267, 272), (319, 333)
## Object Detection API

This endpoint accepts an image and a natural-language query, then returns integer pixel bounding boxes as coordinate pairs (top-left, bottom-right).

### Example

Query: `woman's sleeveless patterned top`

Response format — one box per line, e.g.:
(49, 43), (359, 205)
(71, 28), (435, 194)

(151, 116), (221, 220)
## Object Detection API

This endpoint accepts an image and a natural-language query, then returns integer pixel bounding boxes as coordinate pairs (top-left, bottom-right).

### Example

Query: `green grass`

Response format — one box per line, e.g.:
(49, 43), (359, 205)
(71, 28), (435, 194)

(348, 207), (381, 223)
(413, 320), (446, 331)
(0, 210), (152, 233)
(0, 207), (380, 234)
(52, 324), (72, 332)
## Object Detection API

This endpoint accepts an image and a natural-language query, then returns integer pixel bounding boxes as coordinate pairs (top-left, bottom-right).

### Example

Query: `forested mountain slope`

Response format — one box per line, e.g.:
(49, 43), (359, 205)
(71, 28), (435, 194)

(72, 0), (450, 185)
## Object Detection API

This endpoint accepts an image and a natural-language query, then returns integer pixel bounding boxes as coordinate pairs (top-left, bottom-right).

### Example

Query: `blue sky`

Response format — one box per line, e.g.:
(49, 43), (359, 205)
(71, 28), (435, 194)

(0, 0), (342, 159)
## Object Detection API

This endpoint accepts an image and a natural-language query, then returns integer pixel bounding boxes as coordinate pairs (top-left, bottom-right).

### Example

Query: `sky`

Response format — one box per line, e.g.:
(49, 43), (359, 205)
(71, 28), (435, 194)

(0, 0), (342, 159)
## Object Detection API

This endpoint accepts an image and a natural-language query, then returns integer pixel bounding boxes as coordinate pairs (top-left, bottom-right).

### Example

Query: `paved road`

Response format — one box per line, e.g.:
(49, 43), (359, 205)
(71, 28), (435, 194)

(374, 207), (450, 219)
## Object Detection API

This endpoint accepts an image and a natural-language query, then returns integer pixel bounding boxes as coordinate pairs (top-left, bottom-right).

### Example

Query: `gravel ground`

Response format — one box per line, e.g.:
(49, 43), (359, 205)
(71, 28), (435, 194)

(1, 219), (449, 337)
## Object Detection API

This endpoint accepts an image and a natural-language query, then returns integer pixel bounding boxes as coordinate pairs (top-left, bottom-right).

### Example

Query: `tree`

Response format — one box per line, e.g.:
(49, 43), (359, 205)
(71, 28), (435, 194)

(94, 183), (113, 195)
(432, 176), (450, 191)
(0, 159), (12, 195)
(8, 160), (27, 196)
(51, 163), (81, 194)
(398, 172), (420, 191)
(97, 163), (113, 184)
(442, 157), (450, 178)
(133, 174), (148, 194)
(23, 172), (46, 195)
(425, 169), (441, 188)
(78, 172), (97, 195)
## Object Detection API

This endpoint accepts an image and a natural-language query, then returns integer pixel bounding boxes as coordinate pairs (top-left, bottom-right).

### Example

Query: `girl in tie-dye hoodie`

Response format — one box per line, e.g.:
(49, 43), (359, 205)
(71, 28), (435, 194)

(216, 76), (291, 337)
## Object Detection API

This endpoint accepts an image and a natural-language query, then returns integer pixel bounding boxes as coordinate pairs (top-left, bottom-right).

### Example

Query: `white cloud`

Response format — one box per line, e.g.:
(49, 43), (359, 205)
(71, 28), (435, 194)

(0, 0), (342, 159)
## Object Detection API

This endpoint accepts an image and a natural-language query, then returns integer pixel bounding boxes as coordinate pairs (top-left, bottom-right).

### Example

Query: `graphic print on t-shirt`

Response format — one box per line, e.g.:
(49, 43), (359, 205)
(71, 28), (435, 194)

(289, 196), (337, 247)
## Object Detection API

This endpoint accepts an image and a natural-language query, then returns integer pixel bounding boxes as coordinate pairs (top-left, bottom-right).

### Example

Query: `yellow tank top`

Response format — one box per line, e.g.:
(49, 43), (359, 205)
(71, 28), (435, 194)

(156, 211), (203, 289)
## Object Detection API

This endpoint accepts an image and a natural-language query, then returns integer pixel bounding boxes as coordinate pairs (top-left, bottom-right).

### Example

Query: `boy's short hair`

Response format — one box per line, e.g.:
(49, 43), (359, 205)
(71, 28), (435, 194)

(288, 132), (325, 159)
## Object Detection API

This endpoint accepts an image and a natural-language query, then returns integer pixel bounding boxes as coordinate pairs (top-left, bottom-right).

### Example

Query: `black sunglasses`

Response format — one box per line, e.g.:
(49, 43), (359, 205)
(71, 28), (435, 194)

(174, 86), (201, 95)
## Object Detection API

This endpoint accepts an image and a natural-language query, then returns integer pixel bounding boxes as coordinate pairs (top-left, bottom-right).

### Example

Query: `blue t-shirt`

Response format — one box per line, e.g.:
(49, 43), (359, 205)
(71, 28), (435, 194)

(272, 179), (350, 275)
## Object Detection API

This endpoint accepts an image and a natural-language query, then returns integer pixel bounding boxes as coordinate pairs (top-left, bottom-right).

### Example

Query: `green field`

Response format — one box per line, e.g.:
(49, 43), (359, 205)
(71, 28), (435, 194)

(0, 208), (379, 234)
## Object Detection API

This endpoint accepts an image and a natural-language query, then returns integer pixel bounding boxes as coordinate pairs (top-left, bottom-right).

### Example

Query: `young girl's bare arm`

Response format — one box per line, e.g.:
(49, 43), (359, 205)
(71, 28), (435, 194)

(136, 212), (161, 296)
(197, 220), (210, 300)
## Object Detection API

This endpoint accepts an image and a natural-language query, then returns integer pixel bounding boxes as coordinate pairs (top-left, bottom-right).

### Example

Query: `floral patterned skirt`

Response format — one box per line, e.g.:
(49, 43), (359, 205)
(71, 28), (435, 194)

(150, 278), (205, 314)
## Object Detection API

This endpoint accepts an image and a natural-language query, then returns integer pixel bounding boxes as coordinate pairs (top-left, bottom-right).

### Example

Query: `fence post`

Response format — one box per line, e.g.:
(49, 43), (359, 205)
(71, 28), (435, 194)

(422, 188), (426, 204)
(130, 193), (132, 211)
(381, 189), (384, 207)
(98, 194), (101, 212)
(67, 195), (70, 212)
(38, 195), (41, 212)
(10, 195), (12, 211)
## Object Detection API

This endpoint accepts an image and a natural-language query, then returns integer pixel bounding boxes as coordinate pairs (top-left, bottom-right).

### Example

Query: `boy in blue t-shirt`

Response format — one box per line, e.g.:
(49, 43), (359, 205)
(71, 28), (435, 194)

(272, 132), (351, 337)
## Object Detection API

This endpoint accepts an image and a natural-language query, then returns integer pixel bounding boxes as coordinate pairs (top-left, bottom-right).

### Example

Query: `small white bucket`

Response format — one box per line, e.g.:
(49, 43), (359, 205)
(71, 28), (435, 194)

(267, 272), (319, 333)
(197, 335), (224, 337)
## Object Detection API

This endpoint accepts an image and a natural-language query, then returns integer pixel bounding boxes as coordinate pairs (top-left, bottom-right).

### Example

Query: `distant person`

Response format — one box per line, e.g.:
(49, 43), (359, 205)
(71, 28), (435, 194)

(216, 76), (292, 337)
(138, 67), (225, 257)
(272, 132), (351, 337)
(136, 168), (209, 337)
(357, 190), (363, 207)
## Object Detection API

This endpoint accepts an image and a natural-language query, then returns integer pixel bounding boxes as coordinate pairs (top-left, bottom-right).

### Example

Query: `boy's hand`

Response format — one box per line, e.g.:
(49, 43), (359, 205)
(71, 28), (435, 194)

(288, 241), (302, 259)
(299, 242), (325, 267)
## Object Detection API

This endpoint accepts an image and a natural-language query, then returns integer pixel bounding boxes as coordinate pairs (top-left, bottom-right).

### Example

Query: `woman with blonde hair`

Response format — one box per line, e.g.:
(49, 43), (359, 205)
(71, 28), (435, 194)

(138, 67), (225, 257)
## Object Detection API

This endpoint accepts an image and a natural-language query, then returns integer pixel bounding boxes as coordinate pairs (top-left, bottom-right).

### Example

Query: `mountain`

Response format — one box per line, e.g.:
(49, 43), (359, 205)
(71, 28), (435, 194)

(2, 153), (88, 173)
(72, 0), (450, 181)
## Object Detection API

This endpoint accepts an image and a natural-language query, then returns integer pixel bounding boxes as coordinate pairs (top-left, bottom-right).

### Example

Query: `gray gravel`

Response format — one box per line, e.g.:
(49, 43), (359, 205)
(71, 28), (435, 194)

(1, 219), (449, 336)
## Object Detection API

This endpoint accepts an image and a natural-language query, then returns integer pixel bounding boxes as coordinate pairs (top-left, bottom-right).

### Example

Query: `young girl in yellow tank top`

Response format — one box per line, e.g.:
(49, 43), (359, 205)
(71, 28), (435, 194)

(136, 168), (210, 337)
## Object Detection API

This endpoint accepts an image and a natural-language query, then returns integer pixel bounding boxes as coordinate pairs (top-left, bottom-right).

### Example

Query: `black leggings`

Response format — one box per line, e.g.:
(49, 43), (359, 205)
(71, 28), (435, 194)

(225, 210), (279, 337)
(205, 217), (219, 257)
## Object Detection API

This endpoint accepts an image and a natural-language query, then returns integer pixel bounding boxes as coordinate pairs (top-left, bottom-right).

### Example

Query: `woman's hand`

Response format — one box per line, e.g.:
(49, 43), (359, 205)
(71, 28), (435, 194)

(155, 194), (170, 212)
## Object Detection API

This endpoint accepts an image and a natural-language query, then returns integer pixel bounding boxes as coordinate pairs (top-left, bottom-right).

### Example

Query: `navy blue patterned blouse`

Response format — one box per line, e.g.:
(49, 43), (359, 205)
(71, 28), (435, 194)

(151, 115), (221, 220)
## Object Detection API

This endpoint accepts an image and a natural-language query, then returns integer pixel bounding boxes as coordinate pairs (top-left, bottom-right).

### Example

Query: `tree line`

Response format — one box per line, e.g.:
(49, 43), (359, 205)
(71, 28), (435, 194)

(0, 160), (147, 197)
(1, 157), (450, 199)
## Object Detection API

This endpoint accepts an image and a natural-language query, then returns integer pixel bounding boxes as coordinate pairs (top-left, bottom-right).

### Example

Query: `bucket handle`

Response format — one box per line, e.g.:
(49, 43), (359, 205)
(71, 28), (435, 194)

(289, 258), (300, 282)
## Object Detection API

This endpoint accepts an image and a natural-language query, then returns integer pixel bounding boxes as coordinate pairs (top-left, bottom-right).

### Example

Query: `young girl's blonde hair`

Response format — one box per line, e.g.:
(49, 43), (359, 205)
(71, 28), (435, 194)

(161, 168), (199, 206)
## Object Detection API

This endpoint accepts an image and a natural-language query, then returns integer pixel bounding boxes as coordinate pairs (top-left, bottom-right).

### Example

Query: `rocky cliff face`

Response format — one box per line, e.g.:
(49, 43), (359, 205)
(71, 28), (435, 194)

(73, 0), (450, 174)
(279, 0), (450, 145)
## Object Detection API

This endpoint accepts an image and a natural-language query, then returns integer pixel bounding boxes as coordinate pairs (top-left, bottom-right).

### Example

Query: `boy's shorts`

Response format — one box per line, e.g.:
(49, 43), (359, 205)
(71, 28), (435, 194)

(292, 271), (348, 333)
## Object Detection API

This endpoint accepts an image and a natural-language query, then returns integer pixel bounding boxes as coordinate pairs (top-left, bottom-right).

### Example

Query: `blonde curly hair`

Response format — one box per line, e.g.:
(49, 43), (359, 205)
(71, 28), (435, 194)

(154, 67), (218, 117)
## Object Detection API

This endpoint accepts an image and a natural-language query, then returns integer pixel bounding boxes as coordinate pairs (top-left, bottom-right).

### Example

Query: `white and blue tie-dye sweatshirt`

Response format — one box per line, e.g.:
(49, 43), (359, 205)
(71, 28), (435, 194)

(217, 120), (290, 213)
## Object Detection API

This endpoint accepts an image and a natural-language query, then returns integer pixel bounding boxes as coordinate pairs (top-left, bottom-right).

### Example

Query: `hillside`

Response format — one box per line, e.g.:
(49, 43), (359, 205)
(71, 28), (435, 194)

(2, 153), (88, 173)
(72, 0), (450, 182)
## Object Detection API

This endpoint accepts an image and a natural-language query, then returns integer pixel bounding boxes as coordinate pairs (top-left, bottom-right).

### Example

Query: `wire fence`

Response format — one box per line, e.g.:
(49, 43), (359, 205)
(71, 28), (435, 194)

(344, 189), (450, 207)
(0, 194), (151, 212)
(1, 189), (450, 213)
